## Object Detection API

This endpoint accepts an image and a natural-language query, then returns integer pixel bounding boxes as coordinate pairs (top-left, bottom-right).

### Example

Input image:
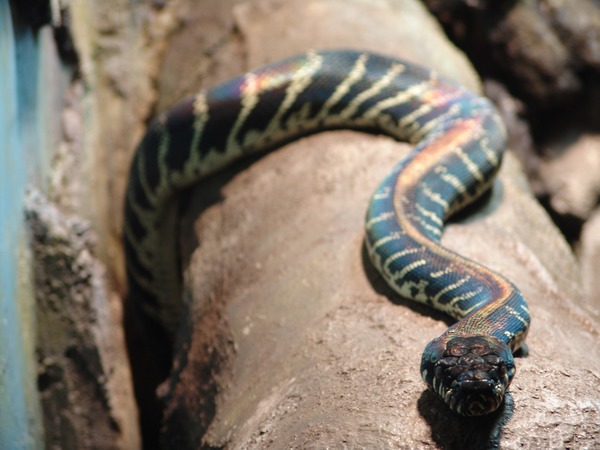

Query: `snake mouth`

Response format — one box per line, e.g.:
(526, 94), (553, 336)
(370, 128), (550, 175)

(437, 376), (506, 416)
(424, 335), (516, 416)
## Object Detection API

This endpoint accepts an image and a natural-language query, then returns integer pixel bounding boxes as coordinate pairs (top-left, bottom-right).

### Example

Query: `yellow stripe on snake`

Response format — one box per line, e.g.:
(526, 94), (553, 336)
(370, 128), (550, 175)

(124, 50), (530, 416)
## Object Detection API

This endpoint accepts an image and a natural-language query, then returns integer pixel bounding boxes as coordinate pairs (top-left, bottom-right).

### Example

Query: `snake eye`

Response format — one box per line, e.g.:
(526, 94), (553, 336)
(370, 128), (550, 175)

(422, 335), (515, 416)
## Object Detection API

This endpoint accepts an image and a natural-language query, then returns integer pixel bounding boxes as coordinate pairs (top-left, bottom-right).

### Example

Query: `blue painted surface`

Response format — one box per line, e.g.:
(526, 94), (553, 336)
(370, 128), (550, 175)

(0, 0), (43, 447)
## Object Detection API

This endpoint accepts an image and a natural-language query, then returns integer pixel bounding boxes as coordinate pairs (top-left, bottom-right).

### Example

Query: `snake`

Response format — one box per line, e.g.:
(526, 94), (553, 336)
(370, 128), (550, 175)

(124, 50), (530, 416)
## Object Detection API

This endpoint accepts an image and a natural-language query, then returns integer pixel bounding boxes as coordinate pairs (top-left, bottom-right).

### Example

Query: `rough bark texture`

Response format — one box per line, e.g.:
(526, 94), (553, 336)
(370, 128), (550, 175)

(68, 0), (178, 291)
(25, 191), (140, 450)
(146, 0), (600, 448)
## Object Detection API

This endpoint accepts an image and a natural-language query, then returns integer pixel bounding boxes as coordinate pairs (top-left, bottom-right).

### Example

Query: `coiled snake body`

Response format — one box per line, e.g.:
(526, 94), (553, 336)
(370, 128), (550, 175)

(125, 50), (530, 416)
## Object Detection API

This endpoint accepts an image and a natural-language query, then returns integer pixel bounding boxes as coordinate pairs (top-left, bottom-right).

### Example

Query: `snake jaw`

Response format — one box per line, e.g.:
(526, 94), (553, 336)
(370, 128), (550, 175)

(421, 335), (516, 416)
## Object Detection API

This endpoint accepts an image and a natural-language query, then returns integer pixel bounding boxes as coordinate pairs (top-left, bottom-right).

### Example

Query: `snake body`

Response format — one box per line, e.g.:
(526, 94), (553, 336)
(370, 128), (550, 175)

(124, 50), (530, 416)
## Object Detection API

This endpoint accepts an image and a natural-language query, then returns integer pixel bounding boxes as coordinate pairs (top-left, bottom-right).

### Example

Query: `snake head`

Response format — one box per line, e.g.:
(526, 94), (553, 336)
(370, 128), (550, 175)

(420, 335), (516, 416)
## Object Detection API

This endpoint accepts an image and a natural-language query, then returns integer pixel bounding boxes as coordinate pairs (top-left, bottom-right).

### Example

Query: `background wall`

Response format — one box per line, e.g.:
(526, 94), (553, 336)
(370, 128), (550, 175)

(0, 0), (56, 445)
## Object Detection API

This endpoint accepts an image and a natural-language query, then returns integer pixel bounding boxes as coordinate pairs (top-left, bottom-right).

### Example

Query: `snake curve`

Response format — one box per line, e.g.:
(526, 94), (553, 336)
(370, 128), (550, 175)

(124, 50), (530, 416)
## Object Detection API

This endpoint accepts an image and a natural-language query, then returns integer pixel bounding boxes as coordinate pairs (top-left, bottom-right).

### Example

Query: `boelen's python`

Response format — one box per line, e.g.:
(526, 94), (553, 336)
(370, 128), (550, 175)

(124, 50), (530, 416)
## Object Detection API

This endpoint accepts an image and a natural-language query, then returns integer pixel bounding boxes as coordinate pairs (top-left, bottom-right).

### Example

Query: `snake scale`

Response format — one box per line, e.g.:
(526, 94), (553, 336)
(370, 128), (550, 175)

(124, 50), (530, 416)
